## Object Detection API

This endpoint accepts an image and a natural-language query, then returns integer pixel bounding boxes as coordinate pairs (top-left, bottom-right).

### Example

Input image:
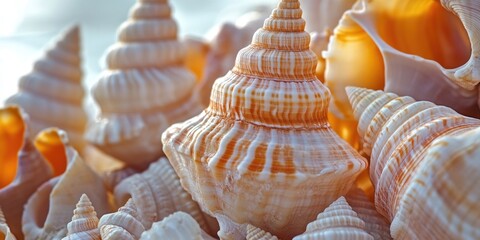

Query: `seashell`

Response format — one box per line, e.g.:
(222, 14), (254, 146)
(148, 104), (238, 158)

(0, 106), (54, 239)
(85, 0), (202, 170)
(346, 187), (391, 240)
(62, 194), (100, 240)
(293, 196), (373, 240)
(183, 36), (210, 82)
(102, 166), (138, 191)
(192, 9), (269, 108)
(309, 29), (332, 83)
(347, 87), (480, 236)
(246, 225), (278, 240)
(0, 207), (17, 240)
(140, 211), (216, 240)
(99, 198), (145, 240)
(162, 0), (367, 239)
(390, 127), (480, 239)
(114, 158), (218, 234)
(5, 25), (87, 152)
(327, 0), (480, 121)
(22, 128), (109, 240)
(299, 0), (356, 34)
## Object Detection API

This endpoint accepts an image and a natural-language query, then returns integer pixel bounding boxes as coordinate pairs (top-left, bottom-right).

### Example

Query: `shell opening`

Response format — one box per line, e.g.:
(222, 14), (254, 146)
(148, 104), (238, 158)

(34, 128), (68, 176)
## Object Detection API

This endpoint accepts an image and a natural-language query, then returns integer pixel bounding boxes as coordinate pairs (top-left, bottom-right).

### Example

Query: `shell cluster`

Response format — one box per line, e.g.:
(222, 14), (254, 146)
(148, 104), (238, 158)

(1, 0), (480, 239)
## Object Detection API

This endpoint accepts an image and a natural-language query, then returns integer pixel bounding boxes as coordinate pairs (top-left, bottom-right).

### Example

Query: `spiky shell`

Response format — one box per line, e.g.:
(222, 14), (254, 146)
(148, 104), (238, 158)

(162, 0), (367, 239)
(62, 194), (100, 240)
(22, 129), (109, 240)
(99, 198), (145, 240)
(5, 26), (87, 152)
(113, 158), (218, 234)
(391, 127), (480, 239)
(293, 196), (373, 240)
(140, 212), (214, 240)
(0, 106), (54, 239)
(0, 207), (17, 240)
(86, 0), (202, 170)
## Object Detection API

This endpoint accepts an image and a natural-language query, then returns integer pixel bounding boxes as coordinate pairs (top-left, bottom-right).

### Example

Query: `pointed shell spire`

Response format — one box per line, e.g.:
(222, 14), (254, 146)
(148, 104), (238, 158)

(99, 198), (145, 240)
(162, 0), (367, 239)
(5, 26), (87, 152)
(140, 212), (212, 240)
(62, 194), (100, 240)
(86, 0), (202, 170)
(0, 106), (54, 239)
(293, 197), (373, 240)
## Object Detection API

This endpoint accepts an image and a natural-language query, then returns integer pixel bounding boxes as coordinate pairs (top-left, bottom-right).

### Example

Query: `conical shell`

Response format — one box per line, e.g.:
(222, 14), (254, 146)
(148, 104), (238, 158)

(390, 127), (480, 239)
(113, 158), (218, 234)
(346, 187), (391, 240)
(5, 25), (87, 152)
(62, 194), (100, 240)
(99, 198), (145, 240)
(140, 211), (215, 240)
(246, 225), (278, 240)
(0, 106), (54, 239)
(293, 196), (373, 240)
(162, 1), (367, 239)
(347, 87), (480, 223)
(0, 207), (17, 240)
(192, 9), (269, 108)
(22, 129), (109, 240)
(86, 0), (202, 170)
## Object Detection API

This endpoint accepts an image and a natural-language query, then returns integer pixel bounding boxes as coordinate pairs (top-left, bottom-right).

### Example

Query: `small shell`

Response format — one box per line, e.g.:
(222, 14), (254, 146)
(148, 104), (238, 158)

(62, 194), (100, 240)
(246, 225), (278, 240)
(346, 187), (391, 240)
(0, 207), (17, 240)
(86, 0), (202, 170)
(0, 106), (54, 239)
(162, 1), (367, 239)
(140, 212), (215, 240)
(5, 25), (87, 152)
(99, 198), (145, 240)
(22, 129), (109, 240)
(114, 158), (218, 234)
(390, 127), (480, 239)
(293, 196), (373, 240)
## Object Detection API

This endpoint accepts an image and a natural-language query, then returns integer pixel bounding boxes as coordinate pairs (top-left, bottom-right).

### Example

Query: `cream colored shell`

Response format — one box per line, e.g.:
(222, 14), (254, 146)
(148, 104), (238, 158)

(99, 198), (145, 240)
(5, 26), (87, 151)
(162, 0), (367, 239)
(86, 0), (202, 169)
(293, 196), (373, 240)
(246, 225), (279, 240)
(62, 194), (100, 240)
(140, 212), (215, 240)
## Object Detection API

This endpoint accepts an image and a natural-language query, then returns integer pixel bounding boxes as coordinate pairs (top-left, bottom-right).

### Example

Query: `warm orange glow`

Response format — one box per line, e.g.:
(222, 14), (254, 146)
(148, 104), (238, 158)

(34, 129), (67, 177)
(328, 112), (361, 151)
(184, 37), (209, 82)
(354, 168), (374, 201)
(0, 107), (25, 188)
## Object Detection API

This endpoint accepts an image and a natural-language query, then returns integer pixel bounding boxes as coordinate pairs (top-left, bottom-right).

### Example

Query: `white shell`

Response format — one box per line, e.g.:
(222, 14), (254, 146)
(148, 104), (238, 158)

(62, 194), (100, 240)
(99, 198), (145, 240)
(140, 212), (215, 240)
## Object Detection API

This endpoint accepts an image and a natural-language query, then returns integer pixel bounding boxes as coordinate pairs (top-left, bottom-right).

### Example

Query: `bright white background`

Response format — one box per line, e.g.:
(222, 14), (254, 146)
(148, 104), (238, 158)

(0, 0), (277, 106)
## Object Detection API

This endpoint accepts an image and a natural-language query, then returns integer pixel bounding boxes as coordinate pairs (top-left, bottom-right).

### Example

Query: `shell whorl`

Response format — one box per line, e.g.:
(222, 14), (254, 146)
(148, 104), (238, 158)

(139, 212), (204, 240)
(246, 225), (279, 240)
(346, 87), (480, 221)
(293, 196), (373, 240)
(99, 198), (145, 240)
(62, 194), (100, 240)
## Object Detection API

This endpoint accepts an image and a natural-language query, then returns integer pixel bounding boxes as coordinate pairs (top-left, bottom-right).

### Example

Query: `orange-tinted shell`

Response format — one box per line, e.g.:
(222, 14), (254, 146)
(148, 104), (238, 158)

(162, 1), (367, 239)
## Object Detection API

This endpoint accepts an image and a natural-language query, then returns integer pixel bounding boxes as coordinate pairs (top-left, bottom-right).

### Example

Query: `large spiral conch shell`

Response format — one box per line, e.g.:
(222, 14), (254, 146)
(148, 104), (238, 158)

(5, 26), (87, 152)
(0, 106), (54, 239)
(62, 194), (100, 240)
(22, 129), (109, 240)
(0, 207), (17, 240)
(162, 0), (367, 238)
(99, 198), (145, 240)
(114, 158), (218, 234)
(293, 196), (373, 240)
(347, 87), (480, 239)
(140, 211), (216, 240)
(86, 0), (202, 170)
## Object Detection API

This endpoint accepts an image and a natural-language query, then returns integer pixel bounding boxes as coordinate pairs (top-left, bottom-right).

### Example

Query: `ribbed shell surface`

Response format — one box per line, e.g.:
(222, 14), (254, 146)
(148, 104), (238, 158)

(162, 0), (367, 239)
